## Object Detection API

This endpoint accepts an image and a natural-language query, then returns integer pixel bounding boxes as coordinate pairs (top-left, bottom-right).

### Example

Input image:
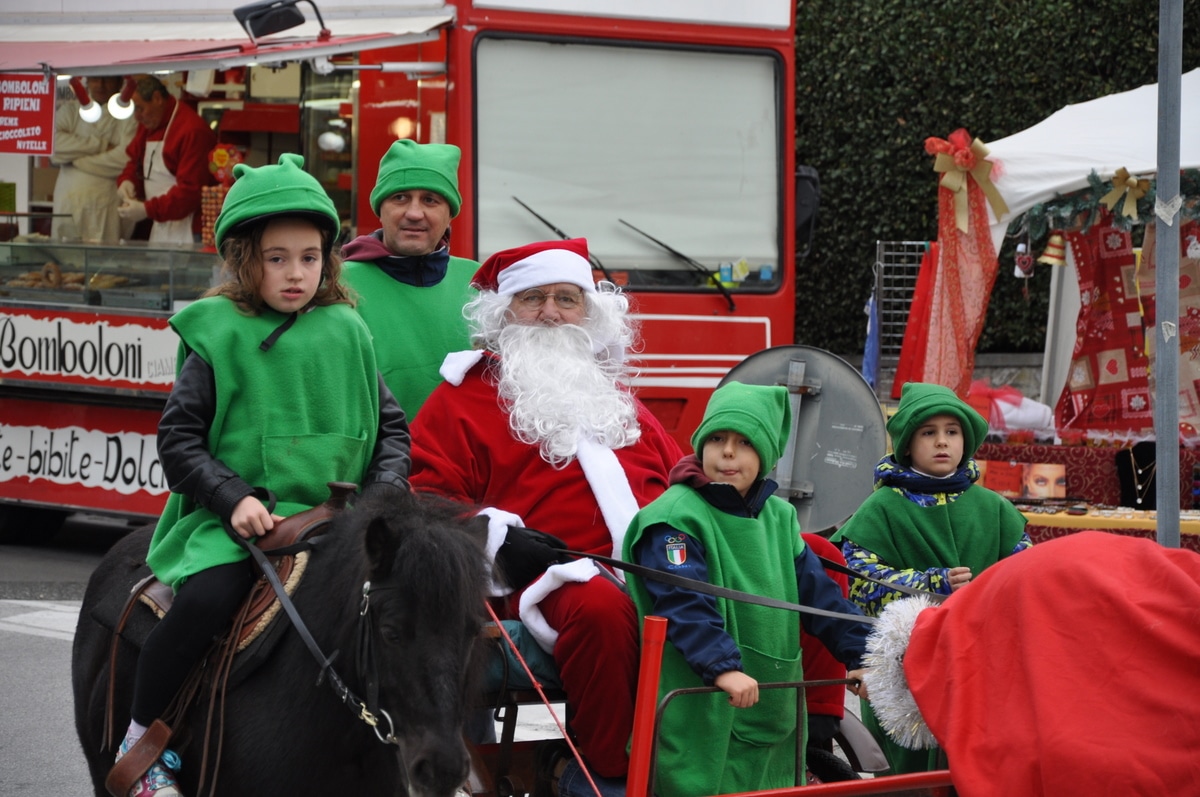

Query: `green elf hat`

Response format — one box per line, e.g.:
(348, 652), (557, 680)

(691, 381), (792, 477)
(888, 382), (988, 467)
(369, 139), (462, 217)
(214, 153), (339, 252)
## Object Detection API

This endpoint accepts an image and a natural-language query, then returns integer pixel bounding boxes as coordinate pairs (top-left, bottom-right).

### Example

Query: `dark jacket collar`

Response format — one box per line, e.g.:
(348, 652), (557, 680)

(341, 230), (451, 287)
(668, 454), (778, 518)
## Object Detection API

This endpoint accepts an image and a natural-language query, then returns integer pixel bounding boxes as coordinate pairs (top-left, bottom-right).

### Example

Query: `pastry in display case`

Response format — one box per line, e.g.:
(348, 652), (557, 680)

(0, 239), (219, 311)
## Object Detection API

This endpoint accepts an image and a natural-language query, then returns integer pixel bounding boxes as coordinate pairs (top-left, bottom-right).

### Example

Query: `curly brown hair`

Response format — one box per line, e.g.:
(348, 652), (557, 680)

(205, 216), (353, 313)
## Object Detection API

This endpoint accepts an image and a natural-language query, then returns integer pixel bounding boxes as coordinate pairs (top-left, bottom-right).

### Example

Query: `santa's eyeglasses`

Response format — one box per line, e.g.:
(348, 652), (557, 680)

(514, 289), (585, 310)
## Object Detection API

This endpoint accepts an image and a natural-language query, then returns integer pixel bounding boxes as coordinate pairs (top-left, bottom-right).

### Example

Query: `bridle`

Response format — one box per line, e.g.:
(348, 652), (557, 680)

(224, 497), (400, 745)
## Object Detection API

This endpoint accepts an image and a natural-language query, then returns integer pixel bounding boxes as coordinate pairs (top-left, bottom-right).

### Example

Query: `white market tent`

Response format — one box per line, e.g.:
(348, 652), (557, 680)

(979, 68), (1200, 408)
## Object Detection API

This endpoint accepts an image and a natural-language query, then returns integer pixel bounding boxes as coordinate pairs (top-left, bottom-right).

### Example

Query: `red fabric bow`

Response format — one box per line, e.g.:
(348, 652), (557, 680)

(967, 379), (1023, 429)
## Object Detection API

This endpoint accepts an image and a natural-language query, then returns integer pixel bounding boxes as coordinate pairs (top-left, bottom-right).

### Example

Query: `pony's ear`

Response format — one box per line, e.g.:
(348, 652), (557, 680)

(365, 514), (399, 581)
(463, 514), (490, 548)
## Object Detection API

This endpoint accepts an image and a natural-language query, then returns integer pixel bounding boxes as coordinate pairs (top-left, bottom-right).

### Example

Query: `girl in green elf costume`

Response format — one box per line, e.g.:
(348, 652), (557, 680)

(624, 381), (872, 797)
(108, 154), (412, 797)
(831, 381), (1032, 775)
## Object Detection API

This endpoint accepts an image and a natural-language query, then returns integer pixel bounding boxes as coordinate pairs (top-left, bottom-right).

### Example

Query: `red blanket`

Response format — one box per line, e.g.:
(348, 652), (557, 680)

(904, 531), (1200, 796)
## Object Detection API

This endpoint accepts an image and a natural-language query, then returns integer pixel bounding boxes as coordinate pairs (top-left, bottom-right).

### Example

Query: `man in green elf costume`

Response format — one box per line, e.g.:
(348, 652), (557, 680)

(341, 139), (478, 419)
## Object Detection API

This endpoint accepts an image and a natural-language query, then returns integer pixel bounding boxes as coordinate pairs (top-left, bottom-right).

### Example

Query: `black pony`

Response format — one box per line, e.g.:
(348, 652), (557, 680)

(72, 490), (489, 797)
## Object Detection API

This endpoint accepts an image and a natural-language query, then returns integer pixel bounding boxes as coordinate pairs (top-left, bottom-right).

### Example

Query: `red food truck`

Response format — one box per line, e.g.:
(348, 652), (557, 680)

(0, 0), (811, 536)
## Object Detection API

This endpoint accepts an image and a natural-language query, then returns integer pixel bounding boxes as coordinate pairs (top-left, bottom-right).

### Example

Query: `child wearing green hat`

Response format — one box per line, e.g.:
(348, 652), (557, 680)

(108, 154), (412, 797)
(623, 381), (872, 797)
(831, 381), (1032, 775)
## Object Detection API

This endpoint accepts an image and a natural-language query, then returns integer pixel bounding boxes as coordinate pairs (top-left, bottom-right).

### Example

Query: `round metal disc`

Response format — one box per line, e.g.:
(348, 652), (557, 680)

(720, 345), (886, 531)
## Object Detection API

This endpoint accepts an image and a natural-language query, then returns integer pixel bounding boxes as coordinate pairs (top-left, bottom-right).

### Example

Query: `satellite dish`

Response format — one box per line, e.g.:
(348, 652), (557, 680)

(720, 345), (886, 531)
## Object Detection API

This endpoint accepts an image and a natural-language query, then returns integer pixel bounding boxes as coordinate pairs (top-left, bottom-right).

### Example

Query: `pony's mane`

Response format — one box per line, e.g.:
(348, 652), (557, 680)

(344, 490), (489, 625)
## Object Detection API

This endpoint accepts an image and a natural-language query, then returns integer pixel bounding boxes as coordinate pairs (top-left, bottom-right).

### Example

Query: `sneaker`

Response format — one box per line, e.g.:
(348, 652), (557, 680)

(115, 736), (183, 797)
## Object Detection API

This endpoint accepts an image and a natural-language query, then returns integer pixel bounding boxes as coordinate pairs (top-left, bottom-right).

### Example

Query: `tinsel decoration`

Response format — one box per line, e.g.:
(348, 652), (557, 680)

(1024, 168), (1200, 241)
(862, 594), (940, 751)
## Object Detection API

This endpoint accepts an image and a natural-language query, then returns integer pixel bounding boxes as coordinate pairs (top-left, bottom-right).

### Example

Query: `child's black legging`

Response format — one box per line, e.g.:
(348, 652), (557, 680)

(130, 560), (256, 727)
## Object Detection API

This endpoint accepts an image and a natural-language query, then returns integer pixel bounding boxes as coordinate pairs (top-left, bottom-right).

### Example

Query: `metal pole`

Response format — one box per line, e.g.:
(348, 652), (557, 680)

(1154, 0), (1184, 547)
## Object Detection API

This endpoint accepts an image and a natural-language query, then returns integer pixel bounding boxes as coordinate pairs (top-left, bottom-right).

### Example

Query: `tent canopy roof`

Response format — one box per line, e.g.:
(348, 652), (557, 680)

(985, 68), (1200, 247)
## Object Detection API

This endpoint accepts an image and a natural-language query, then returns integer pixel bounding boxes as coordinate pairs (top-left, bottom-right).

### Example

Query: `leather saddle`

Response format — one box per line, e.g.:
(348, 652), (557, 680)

(130, 482), (358, 650)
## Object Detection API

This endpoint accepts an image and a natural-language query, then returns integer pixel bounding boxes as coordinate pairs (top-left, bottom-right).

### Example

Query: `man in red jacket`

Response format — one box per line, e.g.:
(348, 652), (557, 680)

(117, 75), (216, 244)
(410, 238), (682, 795)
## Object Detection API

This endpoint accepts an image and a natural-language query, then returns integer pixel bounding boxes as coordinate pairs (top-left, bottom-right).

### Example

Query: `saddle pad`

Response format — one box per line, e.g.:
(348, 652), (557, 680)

(137, 551), (310, 652)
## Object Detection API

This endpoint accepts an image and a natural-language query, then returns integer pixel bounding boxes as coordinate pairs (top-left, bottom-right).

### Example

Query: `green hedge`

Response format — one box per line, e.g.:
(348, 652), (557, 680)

(793, 0), (1200, 356)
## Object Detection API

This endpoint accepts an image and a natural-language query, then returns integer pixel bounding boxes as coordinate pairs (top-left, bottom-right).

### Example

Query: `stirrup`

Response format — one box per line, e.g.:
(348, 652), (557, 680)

(106, 720), (181, 797)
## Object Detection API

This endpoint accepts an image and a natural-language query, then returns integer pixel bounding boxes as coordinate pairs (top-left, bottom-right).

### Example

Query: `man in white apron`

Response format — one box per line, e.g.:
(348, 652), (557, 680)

(117, 75), (216, 245)
(51, 76), (137, 243)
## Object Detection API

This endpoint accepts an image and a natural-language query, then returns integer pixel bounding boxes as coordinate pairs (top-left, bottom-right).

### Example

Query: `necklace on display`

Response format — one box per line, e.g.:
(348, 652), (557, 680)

(1129, 447), (1157, 505)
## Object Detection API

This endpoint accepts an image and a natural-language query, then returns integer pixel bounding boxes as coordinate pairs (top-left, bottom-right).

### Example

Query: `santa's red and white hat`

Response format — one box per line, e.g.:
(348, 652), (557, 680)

(472, 238), (595, 296)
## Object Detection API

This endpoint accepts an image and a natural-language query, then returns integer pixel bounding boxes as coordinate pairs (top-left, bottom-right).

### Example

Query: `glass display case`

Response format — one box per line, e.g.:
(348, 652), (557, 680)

(0, 238), (220, 312)
(301, 68), (356, 229)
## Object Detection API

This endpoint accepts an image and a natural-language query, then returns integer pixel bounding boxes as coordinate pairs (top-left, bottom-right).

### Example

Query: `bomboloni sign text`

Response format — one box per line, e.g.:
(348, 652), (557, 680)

(0, 307), (175, 392)
(0, 73), (54, 155)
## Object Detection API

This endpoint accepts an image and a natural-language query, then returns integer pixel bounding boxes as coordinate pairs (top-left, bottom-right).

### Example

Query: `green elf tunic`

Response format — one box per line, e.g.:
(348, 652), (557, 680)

(624, 486), (806, 797)
(834, 485), (1027, 581)
(147, 297), (380, 588)
(832, 483), (1027, 774)
(343, 256), (475, 419)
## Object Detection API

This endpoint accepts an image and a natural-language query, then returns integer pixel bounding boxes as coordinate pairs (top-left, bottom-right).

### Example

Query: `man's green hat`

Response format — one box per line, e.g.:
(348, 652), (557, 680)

(888, 382), (988, 467)
(369, 139), (462, 217)
(691, 381), (792, 477)
(214, 153), (339, 251)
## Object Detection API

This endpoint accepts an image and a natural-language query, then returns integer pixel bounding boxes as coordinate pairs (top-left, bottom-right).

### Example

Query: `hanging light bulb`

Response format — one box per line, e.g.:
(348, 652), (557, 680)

(108, 77), (137, 120)
(69, 76), (103, 123)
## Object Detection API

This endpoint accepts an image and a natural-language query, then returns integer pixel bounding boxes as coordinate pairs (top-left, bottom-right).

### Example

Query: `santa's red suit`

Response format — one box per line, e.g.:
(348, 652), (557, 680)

(874, 531), (1200, 796)
(410, 351), (682, 777)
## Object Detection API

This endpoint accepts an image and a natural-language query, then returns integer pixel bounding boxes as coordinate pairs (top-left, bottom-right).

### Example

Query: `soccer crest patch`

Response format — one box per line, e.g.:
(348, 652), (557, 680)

(664, 534), (687, 566)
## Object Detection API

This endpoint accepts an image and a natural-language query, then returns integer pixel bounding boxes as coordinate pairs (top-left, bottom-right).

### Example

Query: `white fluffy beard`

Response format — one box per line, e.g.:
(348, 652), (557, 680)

(495, 323), (641, 468)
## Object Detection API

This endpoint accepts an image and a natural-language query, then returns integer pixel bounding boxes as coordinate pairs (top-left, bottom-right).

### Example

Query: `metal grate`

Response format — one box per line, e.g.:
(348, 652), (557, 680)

(872, 241), (929, 397)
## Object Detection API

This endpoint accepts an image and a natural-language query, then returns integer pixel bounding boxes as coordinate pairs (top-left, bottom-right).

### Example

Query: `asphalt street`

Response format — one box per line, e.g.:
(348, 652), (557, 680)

(0, 514), (126, 795)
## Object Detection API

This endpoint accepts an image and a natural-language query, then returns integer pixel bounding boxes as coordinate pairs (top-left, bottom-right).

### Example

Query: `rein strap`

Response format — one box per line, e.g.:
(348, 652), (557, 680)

(222, 489), (392, 741)
(556, 549), (878, 624)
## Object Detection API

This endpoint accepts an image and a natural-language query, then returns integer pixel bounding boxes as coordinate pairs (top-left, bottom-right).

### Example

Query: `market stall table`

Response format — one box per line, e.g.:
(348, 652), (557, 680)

(1020, 508), (1200, 552)
(978, 442), (1200, 509)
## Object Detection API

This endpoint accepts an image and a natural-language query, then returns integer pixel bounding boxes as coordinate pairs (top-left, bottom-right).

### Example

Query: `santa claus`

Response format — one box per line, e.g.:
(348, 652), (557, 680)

(409, 238), (683, 794)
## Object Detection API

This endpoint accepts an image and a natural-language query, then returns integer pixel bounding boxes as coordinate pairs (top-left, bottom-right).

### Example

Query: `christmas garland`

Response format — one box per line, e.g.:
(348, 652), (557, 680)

(1024, 168), (1200, 241)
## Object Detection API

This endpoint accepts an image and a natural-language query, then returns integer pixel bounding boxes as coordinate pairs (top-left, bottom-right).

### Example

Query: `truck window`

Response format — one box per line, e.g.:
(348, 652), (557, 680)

(474, 36), (783, 292)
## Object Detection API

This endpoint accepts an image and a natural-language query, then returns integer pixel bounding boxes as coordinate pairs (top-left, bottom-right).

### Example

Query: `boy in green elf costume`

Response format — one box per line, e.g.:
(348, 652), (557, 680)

(108, 154), (411, 797)
(624, 381), (871, 797)
(832, 381), (1031, 774)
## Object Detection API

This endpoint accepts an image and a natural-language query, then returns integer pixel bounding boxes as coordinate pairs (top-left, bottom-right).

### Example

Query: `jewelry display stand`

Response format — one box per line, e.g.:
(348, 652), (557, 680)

(1115, 441), (1157, 510)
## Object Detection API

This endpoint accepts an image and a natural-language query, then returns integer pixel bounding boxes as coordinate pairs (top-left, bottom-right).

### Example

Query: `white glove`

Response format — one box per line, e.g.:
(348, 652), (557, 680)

(476, 507), (526, 597)
(117, 180), (137, 201)
(118, 199), (148, 223)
